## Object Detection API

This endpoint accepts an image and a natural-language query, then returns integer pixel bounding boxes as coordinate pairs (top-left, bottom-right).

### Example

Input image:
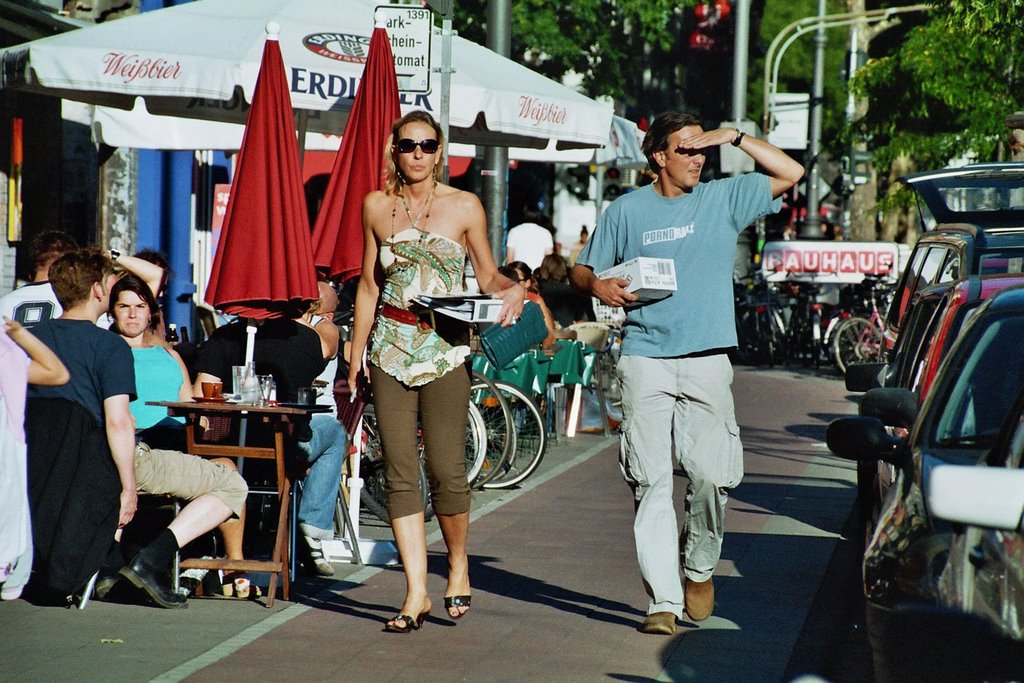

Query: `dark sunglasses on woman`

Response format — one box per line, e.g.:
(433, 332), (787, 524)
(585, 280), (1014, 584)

(395, 138), (440, 154)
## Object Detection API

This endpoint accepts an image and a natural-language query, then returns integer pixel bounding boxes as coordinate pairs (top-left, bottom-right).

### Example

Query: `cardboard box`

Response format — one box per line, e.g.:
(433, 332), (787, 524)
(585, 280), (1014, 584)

(597, 257), (677, 301)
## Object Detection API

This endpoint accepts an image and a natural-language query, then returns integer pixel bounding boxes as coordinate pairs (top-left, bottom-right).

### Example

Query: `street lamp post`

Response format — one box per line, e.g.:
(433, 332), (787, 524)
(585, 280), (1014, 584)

(761, 4), (931, 137)
(761, 3), (931, 240)
(483, 0), (511, 264)
(802, 0), (827, 238)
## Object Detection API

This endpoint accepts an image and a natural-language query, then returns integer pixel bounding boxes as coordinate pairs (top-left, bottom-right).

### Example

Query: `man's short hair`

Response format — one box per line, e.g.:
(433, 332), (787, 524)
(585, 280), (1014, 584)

(642, 112), (703, 172)
(29, 230), (79, 278)
(49, 248), (116, 309)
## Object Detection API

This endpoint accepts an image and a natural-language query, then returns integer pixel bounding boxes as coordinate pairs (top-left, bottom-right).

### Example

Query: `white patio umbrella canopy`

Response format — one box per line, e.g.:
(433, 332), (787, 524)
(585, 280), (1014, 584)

(89, 103), (643, 169)
(509, 115), (647, 168)
(1, 0), (612, 150)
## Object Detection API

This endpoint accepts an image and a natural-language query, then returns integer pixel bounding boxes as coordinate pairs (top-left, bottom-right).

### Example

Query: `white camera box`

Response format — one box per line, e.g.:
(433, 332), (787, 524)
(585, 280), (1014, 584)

(597, 257), (677, 301)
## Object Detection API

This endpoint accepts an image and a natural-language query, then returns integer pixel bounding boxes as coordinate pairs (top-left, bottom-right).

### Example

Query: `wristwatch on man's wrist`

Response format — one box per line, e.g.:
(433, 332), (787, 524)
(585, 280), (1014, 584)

(109, 249), (121, 261)
(731, 129), (746, 147)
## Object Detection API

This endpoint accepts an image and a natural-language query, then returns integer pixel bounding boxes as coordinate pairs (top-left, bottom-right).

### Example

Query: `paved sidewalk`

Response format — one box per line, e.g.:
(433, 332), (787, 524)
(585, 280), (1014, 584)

(3, 366), (858, 682)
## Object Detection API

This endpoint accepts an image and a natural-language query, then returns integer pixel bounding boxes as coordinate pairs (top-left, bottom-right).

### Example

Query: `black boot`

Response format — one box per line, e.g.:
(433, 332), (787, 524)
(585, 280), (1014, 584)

(119, 552), (187, 609)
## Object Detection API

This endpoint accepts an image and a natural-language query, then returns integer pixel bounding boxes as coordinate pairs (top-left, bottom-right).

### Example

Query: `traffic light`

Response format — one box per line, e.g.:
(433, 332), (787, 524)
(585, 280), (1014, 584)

(566, 165), (592, 200)
(836, 149), (873, 194)
(603, 166), (622, 200)
(851, 149), (872, 185)
(688, 0), (732, 52)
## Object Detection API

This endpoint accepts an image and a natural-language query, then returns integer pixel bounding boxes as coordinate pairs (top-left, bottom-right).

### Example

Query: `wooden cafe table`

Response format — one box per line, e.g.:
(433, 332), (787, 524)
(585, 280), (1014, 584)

(147, 400), (331, 607)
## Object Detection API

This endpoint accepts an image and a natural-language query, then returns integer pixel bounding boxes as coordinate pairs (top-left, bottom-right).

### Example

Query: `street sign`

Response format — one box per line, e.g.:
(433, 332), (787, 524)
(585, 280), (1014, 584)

(720, 119), (756, 175)
(375, 4), (433, 93)
(767, 93), (809, 151)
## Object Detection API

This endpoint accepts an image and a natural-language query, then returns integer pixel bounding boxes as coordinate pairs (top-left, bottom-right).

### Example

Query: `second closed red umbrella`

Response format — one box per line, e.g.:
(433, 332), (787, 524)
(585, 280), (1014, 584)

(311, 22), (402, 283)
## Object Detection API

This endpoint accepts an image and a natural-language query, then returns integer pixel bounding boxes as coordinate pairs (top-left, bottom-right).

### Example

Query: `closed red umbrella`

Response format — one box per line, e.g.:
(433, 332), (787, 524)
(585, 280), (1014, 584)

(206, 23), (318, 320)
(311, 23), (402, 282)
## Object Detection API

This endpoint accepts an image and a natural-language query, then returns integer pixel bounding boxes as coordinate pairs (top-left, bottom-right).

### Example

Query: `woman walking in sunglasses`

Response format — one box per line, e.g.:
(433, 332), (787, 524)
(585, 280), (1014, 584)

(347, 110), (526, 633)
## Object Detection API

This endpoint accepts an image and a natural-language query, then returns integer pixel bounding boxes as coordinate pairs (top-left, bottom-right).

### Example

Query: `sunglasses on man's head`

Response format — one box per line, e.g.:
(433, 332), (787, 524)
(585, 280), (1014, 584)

(395, 138), (440, 154)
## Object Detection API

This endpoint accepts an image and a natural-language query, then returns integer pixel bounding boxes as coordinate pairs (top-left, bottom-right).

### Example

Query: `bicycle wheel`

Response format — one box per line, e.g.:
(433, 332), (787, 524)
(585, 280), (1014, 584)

(469, 372), (515, 487)
(832, 316), (882, 375)
(464, 401), (488, 483)
(481, 380), (547, 490)
(356, 406), (432, 523)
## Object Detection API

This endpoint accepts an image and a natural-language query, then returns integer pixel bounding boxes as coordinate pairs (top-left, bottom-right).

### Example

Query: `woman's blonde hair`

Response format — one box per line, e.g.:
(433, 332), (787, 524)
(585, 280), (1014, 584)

(383, 110), (445, 196)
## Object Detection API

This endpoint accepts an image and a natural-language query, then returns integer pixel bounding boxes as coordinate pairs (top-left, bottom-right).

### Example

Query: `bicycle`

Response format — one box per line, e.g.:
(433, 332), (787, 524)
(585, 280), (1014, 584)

(469, 373), (547, 489)
(781, 281), (828, 368)
(831, 276), (893, 375)
(733, 273), (787, 366)
(351, 400), (487, 523)
(465, 370), (514, 486)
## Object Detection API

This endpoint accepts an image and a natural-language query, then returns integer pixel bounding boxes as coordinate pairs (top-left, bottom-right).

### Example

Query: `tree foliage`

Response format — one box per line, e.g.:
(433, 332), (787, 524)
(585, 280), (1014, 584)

(851, 1), (1024, 171)
(453, 0), (687, 102)
(451, 1), (856, 135)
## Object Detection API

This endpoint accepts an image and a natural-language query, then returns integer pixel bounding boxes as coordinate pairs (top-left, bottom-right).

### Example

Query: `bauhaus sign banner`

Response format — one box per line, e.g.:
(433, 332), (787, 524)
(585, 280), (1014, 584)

(761, 240), (900, 284)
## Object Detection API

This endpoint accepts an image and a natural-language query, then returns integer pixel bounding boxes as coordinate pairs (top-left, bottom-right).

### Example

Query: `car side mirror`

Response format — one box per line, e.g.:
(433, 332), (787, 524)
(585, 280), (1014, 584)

(860, 387), (918, 429)
(927, 465), (1024, 531)
(845, 361), (887, 392)
(826, 416), (904, 465)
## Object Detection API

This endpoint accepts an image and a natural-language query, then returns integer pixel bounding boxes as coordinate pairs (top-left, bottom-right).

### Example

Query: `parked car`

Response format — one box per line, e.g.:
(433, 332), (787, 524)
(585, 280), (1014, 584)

(930, 462), (1024, 642)
(921, 407), (1024, 681)
(826, 285), (1024, 681)
(846, 274), (1024, 543)
(882, 162), (1024, 356)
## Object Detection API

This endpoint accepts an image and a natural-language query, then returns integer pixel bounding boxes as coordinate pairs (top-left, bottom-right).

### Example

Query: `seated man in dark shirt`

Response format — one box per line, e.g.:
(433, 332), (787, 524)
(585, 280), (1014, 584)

(29, 249), (242, 608)
(27, 248), (138, 601)
(193, 310), (347, 577)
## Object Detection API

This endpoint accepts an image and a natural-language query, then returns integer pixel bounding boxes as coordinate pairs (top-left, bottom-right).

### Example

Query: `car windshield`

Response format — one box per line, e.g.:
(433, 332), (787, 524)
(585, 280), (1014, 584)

(932, 312), (1024, 449)
(907, 169), (1024, 227)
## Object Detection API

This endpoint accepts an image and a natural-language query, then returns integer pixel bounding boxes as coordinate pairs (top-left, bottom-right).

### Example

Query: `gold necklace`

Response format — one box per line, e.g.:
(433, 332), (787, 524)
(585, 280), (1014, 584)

(399, 181), (436, 232)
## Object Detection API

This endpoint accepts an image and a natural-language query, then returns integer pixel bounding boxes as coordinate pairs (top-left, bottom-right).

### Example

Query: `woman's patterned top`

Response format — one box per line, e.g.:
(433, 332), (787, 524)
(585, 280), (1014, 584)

(369, 227), (470, 387)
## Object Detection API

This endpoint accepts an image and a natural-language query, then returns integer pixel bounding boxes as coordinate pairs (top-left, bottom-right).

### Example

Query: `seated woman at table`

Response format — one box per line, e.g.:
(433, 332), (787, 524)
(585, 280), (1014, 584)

(106, 274), (250, 601)
(536, 253), (596, 328)
(347, 110), (527, 632)
(499, 264), (556, 351)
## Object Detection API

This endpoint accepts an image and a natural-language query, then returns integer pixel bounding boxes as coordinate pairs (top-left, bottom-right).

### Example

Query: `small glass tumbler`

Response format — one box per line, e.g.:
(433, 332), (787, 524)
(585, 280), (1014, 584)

(296, 387), (315, 405)
(231, 365), (248, 396)
(257, 375), (274, 407)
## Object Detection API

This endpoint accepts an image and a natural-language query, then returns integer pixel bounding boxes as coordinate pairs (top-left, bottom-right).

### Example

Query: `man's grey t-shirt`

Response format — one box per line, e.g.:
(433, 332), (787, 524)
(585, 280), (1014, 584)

(577, 175), (780, 357)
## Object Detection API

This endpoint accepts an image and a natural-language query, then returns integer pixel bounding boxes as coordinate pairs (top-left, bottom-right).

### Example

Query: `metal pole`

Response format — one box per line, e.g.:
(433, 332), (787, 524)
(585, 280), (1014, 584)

(483, 0), (510, 264)
(439, 8), (453, 184)
(801, 0), (827, 239)
(840, 26), (859, 240)
(731, 0), (750, 122)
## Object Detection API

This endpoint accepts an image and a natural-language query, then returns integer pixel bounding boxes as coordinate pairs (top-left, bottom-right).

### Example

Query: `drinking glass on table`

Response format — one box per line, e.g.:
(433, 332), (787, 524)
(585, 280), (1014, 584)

(257, 374), (275, 407)
(231, 364), (248, 396)
(296, 387), (315, 405)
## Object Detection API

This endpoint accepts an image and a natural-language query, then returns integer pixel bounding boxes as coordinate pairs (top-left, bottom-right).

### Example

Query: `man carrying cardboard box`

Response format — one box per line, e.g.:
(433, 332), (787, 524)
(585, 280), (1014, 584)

(570, 112), (803, 635)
